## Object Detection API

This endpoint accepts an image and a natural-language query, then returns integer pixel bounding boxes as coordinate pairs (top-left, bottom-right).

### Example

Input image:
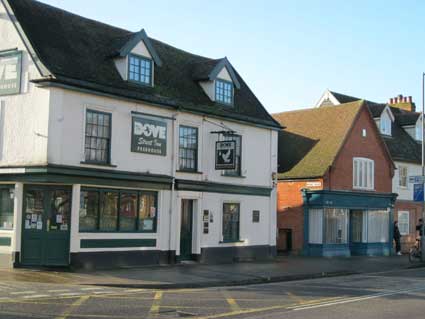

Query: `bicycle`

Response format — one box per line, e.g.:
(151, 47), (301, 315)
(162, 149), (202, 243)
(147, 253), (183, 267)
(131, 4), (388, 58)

(409, 238), (422, 263)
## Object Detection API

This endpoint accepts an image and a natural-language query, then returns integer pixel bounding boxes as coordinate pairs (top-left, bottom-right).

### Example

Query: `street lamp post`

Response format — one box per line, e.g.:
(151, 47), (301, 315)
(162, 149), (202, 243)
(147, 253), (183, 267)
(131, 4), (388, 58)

(422, 72), (425, 262)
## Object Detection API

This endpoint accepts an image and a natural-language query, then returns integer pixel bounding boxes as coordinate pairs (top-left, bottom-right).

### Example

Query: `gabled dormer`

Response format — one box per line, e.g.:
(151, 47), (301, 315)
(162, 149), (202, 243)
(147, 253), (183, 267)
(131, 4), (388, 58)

(378, 105), (394, 136)
(114, 29), (162, 87)
(193, 57), (241, 106)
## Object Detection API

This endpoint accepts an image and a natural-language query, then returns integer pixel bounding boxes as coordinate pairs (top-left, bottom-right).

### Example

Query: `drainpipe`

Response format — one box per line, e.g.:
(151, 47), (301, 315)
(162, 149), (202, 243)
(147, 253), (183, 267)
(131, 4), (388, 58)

(169, 113), (178, 263)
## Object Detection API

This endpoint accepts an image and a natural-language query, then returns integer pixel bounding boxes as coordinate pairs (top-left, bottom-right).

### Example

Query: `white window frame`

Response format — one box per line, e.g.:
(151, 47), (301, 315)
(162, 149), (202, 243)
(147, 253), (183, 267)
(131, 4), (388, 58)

(398, 165), (408, 188)
(380, 111), (392, 136)
(416, 119), (423, 141)
(398, 211), (410, 236)
(353, 158), (375, 190)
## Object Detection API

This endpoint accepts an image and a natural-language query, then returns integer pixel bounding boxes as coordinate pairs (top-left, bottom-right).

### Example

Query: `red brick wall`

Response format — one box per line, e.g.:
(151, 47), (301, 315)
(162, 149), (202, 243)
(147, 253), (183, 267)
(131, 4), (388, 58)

(394, 201), (423, 252)
(277, 106), (395, 254)
(326, 107), (393, 192)
(277, 179), (323, 252)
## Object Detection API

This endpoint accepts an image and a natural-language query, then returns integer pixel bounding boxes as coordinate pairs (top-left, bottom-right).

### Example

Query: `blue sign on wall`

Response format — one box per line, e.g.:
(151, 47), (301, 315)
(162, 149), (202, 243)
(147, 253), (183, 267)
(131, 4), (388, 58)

(414, 184), (424, 202)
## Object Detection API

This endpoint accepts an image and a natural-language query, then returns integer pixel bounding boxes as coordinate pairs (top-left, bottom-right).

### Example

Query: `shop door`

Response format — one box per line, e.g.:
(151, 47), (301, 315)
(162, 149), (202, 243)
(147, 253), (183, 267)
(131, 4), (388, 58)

(179, 199), (194, 260)
(21, 187), (71, 266)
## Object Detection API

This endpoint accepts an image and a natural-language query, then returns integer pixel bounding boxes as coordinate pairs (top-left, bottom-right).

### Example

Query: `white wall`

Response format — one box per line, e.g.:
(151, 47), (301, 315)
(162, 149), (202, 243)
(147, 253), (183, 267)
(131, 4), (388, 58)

(0, 3), (50, 166)
(393, 161), (421, 201)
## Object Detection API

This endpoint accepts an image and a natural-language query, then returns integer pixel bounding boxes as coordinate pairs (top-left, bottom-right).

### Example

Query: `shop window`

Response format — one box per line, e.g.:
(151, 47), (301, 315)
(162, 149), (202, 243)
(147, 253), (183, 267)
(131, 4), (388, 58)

(223, 135), (242, 177)
(0, 187), (14, 230)
(398, 166), (408, 188)
(308, 209), (323, 244)
(398, 211), (409, 236)
(222, 203), (240, 242)
(324, 208), (348, 244)
(353, 158), (374, 190)
(179, 126), (198, 172)
(79, 188), (158, 233)
(367, 210), (389, 243)
(84, 109), (111, 165)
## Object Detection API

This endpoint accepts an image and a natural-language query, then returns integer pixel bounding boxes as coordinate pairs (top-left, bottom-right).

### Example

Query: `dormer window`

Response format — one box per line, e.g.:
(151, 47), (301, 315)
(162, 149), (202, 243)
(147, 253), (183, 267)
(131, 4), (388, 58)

(379, 108), (393, 136)
(129, 55), (152, 86)
(215, 79), (233, 105)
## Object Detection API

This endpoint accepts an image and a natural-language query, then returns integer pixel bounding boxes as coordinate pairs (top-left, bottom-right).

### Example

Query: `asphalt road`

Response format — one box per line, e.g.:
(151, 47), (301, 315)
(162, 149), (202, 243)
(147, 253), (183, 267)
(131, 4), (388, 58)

(0, 267), (424, 318)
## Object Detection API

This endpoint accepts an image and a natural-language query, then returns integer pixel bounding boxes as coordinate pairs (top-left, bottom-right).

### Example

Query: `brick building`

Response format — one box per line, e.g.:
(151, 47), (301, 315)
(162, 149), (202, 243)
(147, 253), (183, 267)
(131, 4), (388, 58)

(274, 101), (397, 257)
(316, 90), (423, 252)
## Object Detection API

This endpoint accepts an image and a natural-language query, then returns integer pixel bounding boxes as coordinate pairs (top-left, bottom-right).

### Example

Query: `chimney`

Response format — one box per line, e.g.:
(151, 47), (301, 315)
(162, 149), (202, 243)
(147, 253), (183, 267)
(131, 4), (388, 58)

(388, 94), (415, 112)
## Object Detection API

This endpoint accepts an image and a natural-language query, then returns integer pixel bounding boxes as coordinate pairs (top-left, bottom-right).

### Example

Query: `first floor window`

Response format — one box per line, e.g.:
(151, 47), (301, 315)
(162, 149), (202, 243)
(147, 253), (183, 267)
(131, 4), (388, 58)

(129, 55), (152, 85)
(324, 208), (348, 244)
(0, 187), (14, 230)
(367, 210), (389, 243)
(308, 209), (323, 244)
(398, 211), (410, 236)
(84, 109), (111, 164)
(398, 166), (408, 188)
(179, 126), (198, 171)
(353, 158), (374, 190)
(222, 203), (240, 242)
(79, 188), (158, 233)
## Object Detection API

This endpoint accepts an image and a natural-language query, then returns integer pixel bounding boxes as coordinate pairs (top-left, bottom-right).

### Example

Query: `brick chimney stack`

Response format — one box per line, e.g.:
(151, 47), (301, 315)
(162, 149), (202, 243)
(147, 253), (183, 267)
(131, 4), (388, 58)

(388, 94), (416, 112)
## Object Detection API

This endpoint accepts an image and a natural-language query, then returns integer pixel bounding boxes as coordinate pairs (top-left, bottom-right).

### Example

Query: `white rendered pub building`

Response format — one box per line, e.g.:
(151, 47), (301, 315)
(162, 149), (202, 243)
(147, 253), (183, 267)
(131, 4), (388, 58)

(0, 0), (280, 268)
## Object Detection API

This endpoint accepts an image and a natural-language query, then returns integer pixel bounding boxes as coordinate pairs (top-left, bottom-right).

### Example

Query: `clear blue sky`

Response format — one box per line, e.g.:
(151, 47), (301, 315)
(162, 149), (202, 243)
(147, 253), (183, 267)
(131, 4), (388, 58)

(40, 0), (425, 113)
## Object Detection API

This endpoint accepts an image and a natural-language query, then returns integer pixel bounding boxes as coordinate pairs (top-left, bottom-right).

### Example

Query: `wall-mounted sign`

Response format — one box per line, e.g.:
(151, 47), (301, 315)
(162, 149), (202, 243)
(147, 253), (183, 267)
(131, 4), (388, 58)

(215, 140), (236, 170)
(131, 116), (167, 156)
(203, 210), (209, 234)
(0, 51), (22, 96)
(306, 181), (322, 189)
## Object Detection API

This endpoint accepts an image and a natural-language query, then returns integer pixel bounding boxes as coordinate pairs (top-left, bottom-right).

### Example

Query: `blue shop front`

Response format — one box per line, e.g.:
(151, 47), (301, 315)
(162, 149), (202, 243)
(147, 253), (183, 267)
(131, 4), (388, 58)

(303, 190), (398, 257)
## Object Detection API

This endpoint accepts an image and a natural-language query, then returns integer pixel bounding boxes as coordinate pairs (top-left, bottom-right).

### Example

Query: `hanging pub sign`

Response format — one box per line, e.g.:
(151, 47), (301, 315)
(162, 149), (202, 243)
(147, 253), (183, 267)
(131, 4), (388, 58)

(215, 140), (236, 170)
(131, 116), (167, 156)
(0, 51), (22, 96)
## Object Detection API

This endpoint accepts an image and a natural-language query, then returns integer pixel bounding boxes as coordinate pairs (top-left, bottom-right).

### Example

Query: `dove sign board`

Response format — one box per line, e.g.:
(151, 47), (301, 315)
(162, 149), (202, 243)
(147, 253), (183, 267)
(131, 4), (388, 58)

(0, 51), (22, 96)
(131, 116), (167, 156)
(215, 140), (236, 170)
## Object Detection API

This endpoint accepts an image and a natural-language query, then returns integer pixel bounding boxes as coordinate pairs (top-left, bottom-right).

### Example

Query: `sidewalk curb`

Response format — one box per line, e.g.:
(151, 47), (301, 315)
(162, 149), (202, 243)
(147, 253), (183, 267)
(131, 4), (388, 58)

(85, 271), (359, 290)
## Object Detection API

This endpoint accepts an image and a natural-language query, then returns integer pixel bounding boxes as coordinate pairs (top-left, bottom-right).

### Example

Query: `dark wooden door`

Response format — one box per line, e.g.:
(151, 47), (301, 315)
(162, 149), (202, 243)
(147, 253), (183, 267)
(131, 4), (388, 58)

(180, 199), (193, 260)
(21, 187), (71, 266)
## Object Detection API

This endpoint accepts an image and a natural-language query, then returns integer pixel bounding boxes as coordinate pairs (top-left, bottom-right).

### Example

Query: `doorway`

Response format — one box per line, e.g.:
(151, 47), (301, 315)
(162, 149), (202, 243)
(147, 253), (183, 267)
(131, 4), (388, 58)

(21, 186), (71, 266)
(277, 228), (292, 254)
(179, 199), (194, 261)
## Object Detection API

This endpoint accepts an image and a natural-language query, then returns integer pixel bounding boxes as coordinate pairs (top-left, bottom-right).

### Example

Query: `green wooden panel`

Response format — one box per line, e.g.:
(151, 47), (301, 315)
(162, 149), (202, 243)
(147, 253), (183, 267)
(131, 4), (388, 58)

(80, 239), (156, 249)
(0, 237), (11, 246)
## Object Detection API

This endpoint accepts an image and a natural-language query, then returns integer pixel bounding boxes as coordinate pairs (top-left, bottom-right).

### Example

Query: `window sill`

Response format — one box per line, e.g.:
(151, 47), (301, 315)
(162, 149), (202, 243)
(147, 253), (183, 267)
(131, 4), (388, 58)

(219, 240), (245, 244)
(176, 170), (203, 175)
(80, 161), (117, 168)
(352, 187), (375, 192)
(221, 174), (246, 179)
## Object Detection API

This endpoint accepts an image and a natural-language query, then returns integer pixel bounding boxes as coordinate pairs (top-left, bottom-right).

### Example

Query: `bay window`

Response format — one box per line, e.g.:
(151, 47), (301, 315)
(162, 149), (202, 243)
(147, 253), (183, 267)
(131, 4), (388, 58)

(324, 208), (348, 244)
(367, 210), (389, 243)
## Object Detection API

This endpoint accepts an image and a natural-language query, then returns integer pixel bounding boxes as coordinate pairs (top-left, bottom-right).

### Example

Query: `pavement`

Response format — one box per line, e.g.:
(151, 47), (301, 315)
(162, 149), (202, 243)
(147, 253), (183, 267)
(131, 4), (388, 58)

(0, 255), (422, 289)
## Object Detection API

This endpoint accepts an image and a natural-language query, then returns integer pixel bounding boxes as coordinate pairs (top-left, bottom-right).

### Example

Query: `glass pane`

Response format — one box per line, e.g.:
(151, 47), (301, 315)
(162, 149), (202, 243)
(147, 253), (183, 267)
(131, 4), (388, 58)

(24, 190), (44, 231)
(49, 190), (71, 232)
(222, 203), (239, 242)
(351, 210), (363, 243)
(309, 209), (323, 244)
(138, 193), (157, 232)
(324, 208), (347, 244)
(119, 193), (137, 231)
(79, 190), (99, 232)
(0, 188), (14, 230)
(99, 192), (118, 231)
(367, 210), (389, 243)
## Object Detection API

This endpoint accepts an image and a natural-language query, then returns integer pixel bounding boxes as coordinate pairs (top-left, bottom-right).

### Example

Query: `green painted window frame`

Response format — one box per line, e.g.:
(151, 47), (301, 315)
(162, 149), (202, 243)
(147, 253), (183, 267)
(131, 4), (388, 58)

(79, 187), (158, 233)
(215, 79), (234, 106)
(178, 125), (199, 172)
(84, 109), (112, 165)
(0, 185), (14, 230)
(222, 203), (240, 243)
(128, 54), (153, 86)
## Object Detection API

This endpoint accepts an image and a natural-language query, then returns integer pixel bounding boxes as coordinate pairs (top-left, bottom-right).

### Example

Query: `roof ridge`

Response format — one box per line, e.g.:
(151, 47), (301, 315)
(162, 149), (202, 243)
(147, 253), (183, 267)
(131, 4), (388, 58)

(273, 100), (363, 116)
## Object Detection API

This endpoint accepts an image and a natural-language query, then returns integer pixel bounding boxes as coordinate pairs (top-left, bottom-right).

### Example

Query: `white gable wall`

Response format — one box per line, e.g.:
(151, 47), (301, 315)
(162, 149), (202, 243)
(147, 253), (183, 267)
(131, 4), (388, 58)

(0, 2), (50, 166)
(217, 67), (232, 82)
(131, 41), (152, 58)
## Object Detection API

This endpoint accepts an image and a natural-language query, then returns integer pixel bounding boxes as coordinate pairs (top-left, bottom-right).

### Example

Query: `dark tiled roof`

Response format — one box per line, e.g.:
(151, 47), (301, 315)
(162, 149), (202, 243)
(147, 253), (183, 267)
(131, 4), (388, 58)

(329, 91), (387, 117)
(273, 101), (364, 179)
(329, 91), (359, 104)
(395, 112), (420, 126)
(7, 0), (280, 129)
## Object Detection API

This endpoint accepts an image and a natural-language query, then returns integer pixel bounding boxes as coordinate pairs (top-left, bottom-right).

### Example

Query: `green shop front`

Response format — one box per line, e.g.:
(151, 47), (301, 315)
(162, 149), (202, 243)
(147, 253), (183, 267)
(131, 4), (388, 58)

(0, 165), (172, 269)
(303, 190), (397, 257)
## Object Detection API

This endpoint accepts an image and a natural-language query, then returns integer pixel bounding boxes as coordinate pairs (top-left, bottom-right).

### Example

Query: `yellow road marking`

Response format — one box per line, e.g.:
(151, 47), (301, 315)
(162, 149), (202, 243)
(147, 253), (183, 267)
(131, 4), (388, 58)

(149, 291), (163, 315)
(55, 295), (90, 319)
(222, 291), (241, 312)
(286, 291), (305, 303)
